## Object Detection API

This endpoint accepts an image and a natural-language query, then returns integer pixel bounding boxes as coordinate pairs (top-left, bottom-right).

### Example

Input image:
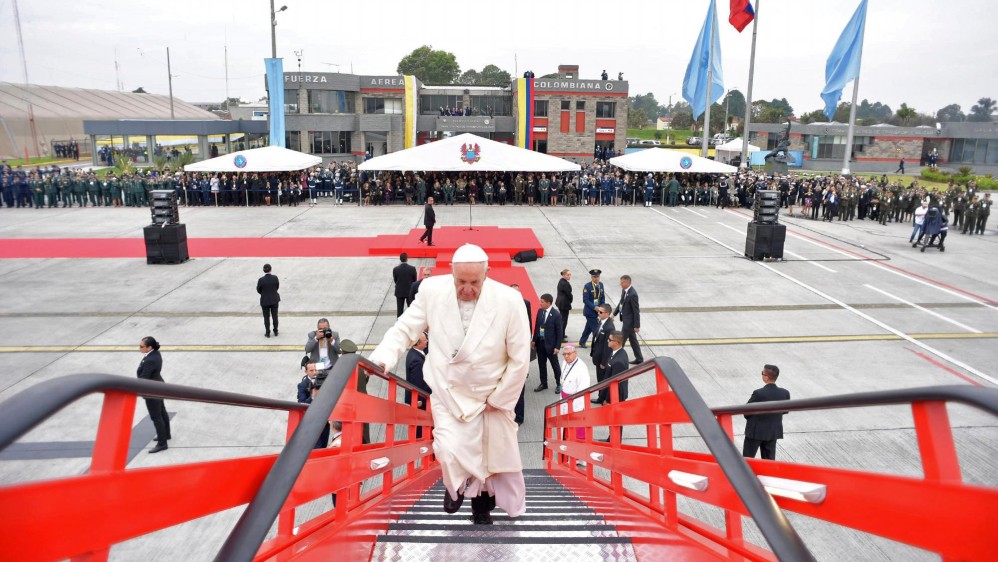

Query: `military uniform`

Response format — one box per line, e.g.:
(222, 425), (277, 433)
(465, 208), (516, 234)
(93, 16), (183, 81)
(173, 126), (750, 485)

(43, 174), (58, 208)
(578, 270), (606, 348)
(976, 196), (992, 235)
(31, 176), (44, 208)
(962, 199), (980, 235)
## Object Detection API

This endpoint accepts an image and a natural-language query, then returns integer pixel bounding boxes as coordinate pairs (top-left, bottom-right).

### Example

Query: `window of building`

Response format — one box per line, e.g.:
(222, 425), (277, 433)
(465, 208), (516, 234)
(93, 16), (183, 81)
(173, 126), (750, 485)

(561, 100), (571, 111)
(596, 102), (616, 118)
(421, 95), (461, 115)
(576, 101), (585, 111)
(533, 139), (548, 153)
(363, 97), (403, 114)
(468, 95), (512, 116)
(284, 90), (299, 114)
(534, 100), (548, 117)
(951, 138), (998, 165)
(309, 90), (355, 114)
(285, 130), (300, 151)
(808, 135), (870, 159)
(309, 131), (352, 154)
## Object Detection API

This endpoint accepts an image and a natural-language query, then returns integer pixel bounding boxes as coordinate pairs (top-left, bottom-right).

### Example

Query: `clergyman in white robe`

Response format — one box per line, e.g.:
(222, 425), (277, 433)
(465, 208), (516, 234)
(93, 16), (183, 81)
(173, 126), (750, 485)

(368, 253), (531, 517)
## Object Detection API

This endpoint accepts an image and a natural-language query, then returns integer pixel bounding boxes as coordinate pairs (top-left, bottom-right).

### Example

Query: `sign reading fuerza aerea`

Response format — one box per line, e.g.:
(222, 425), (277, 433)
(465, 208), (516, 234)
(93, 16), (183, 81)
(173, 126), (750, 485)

(533, 80), (624, 92)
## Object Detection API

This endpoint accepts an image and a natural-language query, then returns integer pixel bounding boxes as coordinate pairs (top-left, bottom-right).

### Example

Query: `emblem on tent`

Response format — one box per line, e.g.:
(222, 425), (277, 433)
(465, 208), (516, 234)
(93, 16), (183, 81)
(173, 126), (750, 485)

(234, 155), (248, 168)
(679, 156), (692, 170)
(460, 143), (481, 164)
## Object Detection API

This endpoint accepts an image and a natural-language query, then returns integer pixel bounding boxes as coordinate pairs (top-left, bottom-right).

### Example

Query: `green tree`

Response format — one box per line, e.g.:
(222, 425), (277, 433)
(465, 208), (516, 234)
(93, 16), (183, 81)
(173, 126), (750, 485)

(670, 102), (693, 130)
(397, 45), (460, 84)
(856, 99), (892, 123)
(722, 90), (746, 124)
(629, 93), (662, 121)
(799, 109), (828, 124)
(893, 103), (918, 126)
(968, 97), (996, 122)
(752, 99), (793, 123)
(458, 69), (481, 85)
(628, 108), (649, 129)
(479, 64), (512, 86)
(936, 103), (965, 122)
(653, 130), (662, 140)
(694, 103), (725, 134)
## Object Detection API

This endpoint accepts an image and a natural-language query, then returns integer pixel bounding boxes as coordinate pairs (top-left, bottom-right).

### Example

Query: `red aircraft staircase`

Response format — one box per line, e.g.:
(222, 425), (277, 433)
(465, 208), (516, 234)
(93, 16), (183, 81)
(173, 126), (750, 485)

(0, 356), (995, 561)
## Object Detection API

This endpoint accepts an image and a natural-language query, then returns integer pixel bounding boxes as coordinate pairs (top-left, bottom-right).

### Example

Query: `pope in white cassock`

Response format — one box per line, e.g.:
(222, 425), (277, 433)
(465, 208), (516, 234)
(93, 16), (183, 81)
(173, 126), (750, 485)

(369, 243), (531, 524)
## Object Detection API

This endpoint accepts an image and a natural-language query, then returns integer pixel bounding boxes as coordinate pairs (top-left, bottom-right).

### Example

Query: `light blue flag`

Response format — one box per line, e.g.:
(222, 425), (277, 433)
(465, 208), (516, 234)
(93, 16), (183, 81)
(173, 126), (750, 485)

(265, 58), (286, 148)
(682, 0), (724, 120)
(821, 0), (868, 120)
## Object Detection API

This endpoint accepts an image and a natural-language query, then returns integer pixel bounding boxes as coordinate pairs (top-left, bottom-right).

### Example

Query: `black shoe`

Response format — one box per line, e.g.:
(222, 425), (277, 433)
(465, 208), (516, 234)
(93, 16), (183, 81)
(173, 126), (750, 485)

(265, 332), (270, 338)
(577, 342), (587, 348)
(554, 384), (562, 394)
(629, 359), (642, 365)
(472, 510), (493, 525)
(533, 384), (548, 392)
(595, 437), (610, 443)
(443, 490), (464, 514)
(149, 443), (168, 454)
(591, 399), (604, 405)
(428, 243), (435, 246)
(274, 328), (278, 336)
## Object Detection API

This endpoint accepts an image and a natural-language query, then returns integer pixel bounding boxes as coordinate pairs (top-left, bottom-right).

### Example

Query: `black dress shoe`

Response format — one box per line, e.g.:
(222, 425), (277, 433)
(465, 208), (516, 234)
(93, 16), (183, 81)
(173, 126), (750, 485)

(149, 443), (168, 454)
(265, 332), (270, 338)
(554, 384), (562, 394)
(274, 328), (278, 336)
(629, 359), (642, 365)
(443, 490), (464, 513)
(591, 399), (603, 405)
(472, 510), (493, 525)
(533, 384), (548, 392)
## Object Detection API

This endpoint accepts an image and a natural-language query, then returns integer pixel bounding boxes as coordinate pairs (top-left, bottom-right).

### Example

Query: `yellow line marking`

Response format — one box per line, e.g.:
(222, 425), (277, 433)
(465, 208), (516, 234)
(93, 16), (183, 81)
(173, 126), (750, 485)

(0, 333), (995, 353)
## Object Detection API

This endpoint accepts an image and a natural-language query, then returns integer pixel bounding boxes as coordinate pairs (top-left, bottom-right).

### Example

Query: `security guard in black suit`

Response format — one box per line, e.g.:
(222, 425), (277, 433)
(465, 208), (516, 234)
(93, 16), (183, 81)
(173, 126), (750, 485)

(137, 336), (171, 453)
(742, 364), (791, 460)
(393, 253), (418, 317)
(257, 263), (281, 337)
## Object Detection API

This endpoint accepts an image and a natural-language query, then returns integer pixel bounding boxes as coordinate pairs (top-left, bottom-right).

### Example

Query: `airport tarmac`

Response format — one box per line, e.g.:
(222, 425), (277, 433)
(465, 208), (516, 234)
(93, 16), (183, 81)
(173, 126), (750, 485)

(0, 200), (995, 561)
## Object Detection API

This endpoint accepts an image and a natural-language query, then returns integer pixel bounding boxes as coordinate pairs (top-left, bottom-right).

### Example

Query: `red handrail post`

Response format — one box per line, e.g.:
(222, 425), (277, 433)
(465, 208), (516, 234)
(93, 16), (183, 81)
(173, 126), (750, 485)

(90, 391), (137, 474)
(717, 413), (744, 543)
(277, 409), (305, 539)
(912, 401), (961, 484)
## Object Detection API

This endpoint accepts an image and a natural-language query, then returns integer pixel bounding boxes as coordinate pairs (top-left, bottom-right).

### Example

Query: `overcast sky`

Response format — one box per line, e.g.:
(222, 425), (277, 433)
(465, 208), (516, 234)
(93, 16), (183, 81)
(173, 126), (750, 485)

(2, 0), (996, 118)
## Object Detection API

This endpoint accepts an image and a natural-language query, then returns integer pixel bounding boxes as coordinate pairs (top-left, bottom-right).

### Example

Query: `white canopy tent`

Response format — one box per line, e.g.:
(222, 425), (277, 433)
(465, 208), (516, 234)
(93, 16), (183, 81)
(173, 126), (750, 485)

(184, 145), (321, 173)
(715, 138), (761, 165)
(358, 133), (580, 172)
(609, 148), (737, 174)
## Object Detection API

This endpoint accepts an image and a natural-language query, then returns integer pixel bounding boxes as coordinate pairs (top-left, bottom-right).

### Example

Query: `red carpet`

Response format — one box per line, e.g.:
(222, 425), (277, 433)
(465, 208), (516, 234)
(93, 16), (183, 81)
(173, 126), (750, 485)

(0, 227), (544, 313)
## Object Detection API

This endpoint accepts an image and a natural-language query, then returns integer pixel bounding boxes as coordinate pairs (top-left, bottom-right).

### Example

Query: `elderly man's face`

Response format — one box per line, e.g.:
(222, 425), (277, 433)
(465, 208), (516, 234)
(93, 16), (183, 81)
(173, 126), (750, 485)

(453, 262), (488, 302)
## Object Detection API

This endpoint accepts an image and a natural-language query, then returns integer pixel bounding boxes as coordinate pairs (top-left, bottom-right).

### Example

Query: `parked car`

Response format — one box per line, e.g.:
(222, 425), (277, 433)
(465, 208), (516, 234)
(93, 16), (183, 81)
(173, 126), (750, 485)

(709, 134), (733, 146)
(686, 136), (701, 145)
(639, 140), (661, 146)
(626, 137), (640, 146)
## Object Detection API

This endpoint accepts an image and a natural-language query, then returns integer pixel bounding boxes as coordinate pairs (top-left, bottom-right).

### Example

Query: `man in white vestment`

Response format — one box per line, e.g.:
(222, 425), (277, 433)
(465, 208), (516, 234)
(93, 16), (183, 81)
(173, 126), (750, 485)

(369, 243), (531, 525)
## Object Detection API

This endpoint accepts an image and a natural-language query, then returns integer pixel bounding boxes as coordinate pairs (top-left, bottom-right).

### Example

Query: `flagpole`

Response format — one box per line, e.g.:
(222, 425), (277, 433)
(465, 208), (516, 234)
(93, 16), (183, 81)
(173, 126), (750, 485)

(741, 0), (760, 168)
(700, 0), (715, 159)
(841, 75), (860, 175)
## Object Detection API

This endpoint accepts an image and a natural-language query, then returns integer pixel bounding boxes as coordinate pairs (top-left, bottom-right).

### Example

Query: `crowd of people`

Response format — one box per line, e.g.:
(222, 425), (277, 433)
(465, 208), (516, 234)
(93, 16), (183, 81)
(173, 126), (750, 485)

(1, 160), (992, 241)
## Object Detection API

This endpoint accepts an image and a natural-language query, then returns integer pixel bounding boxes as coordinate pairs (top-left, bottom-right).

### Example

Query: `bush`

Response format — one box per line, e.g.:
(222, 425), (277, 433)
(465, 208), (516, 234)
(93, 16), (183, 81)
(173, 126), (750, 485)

(920, 168), (950, 183)
(921, 167), (998, 190)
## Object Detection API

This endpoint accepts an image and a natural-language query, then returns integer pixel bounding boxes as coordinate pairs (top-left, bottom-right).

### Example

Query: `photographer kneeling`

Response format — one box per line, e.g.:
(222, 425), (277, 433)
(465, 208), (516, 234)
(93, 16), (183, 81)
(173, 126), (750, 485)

(306, 318), (341, 374)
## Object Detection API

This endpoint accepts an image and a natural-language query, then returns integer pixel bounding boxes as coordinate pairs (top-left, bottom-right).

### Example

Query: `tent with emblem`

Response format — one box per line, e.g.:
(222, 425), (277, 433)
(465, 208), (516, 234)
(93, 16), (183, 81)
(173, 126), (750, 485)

(608, 147), (737, 174)
(357, 133), (580, 172)
(184, 145), (321, 173)
(715, 138), (761, 165)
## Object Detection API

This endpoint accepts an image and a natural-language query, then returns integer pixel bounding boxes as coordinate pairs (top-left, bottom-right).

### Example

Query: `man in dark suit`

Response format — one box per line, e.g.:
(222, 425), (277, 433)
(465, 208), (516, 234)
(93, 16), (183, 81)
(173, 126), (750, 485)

(743, 364), (791, 460)
(256, 263), (281, 338)
(590, 304), (615, 405)
(599, 331), (630, 442)
(418, 197), (436, 246)
(408, 267), (433, 303)
(613, 274), (643, 364)
(393, 253), (418, 317)
(405, 332), (431, 438)
(137, 336), (171, 453)
(305, 318), (341, 374)
(555, 269), (573, 341)
(532, 293), (563, 393)
(298, 363), (330, 448)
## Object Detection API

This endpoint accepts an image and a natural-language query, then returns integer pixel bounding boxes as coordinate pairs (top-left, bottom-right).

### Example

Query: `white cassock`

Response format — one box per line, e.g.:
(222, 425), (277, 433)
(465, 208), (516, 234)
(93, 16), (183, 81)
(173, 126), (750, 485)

(558, 358), (590, 415)
(368, 274), (531, 516)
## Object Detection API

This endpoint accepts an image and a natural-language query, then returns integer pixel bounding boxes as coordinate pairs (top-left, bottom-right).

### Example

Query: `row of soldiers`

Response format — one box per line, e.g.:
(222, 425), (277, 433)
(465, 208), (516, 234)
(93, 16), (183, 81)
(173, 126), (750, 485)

(0, 168), (161, 208)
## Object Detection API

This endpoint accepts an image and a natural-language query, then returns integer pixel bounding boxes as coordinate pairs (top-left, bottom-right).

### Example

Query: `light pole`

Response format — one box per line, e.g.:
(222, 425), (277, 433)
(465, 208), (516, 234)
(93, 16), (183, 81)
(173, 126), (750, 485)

(270, 1), (287, 58)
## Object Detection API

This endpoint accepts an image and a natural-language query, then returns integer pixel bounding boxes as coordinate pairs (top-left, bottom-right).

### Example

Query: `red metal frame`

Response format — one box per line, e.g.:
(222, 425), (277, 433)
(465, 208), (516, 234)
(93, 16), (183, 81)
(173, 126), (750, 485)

(544, 363), (998, 561)
(0, 364), (436, 562)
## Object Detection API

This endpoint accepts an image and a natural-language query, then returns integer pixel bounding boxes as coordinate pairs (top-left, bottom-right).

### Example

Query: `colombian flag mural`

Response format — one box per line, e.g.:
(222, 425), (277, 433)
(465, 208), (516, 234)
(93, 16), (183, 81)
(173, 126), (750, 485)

(516, 77), (534, 150)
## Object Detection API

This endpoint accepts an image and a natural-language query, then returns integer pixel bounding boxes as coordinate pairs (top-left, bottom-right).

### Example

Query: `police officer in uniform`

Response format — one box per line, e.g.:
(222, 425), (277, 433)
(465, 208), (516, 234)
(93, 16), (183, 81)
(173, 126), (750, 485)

(578, 269), (606, 348)
(976, 193), (991, 235)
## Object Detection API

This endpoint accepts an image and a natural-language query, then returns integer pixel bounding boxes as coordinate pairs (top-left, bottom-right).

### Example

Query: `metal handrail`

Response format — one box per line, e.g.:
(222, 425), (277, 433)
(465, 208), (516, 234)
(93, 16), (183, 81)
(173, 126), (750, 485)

(0, 373), (306, 451)
(710, 384), (998, 417)
(215, 354), (417, 562)
(545, 357), (816, 562)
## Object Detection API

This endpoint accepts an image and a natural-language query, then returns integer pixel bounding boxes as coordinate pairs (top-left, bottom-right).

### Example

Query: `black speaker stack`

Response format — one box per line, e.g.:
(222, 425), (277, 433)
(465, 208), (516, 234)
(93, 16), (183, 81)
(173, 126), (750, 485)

(745, 190), (785, 260)
(144, 190), (189, 264)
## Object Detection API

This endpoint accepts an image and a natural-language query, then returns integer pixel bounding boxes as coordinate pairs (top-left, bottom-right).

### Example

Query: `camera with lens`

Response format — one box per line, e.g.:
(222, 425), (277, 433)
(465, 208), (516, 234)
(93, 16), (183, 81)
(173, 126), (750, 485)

(321, 328), (333, 339)
(314, 370), (328, 389)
